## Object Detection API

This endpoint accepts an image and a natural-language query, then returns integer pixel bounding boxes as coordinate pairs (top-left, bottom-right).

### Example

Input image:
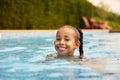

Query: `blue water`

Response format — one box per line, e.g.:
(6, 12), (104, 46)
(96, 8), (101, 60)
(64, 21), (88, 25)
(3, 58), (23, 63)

(0, 31), (120, 80)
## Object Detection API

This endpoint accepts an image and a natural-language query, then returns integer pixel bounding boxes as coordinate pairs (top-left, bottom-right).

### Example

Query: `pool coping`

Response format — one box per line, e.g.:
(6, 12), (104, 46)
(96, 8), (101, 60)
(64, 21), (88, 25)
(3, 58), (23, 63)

(109, 30), (120, 33)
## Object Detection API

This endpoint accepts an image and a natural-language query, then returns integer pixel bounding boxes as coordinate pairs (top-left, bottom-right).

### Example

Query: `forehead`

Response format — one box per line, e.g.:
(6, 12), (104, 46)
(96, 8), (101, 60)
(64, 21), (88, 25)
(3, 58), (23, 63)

(56, 27), (76, 37)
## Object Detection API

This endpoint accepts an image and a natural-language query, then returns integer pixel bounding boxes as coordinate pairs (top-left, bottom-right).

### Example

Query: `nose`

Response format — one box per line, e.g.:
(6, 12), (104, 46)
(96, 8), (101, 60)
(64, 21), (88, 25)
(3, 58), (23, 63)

(59, 39), (65, 44)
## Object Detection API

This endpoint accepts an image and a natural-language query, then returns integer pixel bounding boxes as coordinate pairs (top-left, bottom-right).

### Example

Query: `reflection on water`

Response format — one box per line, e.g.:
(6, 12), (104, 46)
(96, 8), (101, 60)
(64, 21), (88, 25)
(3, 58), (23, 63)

(0, 31), (120, 80)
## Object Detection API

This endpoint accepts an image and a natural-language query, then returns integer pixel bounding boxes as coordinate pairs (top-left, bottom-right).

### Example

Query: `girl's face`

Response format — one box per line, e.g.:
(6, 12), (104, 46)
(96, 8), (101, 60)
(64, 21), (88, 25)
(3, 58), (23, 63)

(54, 27), (80, 56)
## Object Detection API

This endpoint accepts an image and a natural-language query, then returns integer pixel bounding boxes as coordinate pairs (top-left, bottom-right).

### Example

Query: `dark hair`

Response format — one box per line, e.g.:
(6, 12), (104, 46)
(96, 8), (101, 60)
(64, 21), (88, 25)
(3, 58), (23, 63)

(77, 28), (84, 59)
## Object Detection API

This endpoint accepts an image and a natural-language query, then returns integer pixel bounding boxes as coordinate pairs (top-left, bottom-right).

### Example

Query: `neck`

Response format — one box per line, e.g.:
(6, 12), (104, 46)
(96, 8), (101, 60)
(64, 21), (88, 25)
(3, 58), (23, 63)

(57, 54), (74, 59)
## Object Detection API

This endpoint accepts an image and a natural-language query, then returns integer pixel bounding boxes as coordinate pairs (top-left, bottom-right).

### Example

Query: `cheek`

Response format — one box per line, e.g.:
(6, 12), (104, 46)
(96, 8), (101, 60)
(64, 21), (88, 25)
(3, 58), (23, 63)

(70, 42), (77, 48)
(54, 41), (57, 45)
(54, 41), (58, 47)
(67, 42), (74, 46)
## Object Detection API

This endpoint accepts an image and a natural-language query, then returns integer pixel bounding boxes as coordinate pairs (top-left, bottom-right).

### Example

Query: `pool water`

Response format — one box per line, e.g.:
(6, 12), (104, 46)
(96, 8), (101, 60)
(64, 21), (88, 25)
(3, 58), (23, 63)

(0, 31), (120, 80)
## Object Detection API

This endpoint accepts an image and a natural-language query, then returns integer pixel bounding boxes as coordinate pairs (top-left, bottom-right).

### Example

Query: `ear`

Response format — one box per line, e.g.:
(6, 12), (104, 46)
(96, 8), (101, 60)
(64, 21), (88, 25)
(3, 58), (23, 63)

(75, 41), (80, 48)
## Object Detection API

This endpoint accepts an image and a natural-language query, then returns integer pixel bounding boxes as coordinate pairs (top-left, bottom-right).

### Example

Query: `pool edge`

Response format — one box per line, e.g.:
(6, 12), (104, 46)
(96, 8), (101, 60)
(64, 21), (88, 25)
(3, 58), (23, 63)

(0, 29), (109, 33)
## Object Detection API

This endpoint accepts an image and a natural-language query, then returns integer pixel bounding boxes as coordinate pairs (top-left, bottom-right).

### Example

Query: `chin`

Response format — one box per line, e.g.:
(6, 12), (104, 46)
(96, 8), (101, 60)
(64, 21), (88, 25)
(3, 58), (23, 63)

(58, 52), (66, 55)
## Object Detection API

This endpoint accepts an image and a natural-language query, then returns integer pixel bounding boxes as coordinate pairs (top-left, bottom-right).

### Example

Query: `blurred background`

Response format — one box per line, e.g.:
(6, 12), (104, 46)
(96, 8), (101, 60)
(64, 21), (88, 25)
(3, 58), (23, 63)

(0, 0), (120, 29)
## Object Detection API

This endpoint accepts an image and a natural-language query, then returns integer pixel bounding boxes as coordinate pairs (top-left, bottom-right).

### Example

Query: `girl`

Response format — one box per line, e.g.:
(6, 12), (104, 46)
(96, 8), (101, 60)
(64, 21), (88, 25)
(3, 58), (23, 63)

(46, 25), (87, 62)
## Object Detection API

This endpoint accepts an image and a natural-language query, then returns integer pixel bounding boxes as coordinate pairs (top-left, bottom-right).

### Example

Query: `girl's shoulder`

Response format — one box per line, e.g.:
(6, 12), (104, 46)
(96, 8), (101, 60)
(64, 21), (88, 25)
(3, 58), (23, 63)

(46, 53), (58, 60)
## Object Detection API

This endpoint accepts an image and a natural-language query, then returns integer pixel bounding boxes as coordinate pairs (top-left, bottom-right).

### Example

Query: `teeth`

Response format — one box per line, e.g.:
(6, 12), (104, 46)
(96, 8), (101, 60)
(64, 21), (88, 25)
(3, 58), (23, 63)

(58, 47), (65, 50)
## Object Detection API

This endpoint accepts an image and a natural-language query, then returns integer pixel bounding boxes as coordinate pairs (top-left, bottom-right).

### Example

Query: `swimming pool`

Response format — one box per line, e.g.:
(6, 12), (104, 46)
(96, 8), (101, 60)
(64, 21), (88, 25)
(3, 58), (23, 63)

(0, 30), (120, 80)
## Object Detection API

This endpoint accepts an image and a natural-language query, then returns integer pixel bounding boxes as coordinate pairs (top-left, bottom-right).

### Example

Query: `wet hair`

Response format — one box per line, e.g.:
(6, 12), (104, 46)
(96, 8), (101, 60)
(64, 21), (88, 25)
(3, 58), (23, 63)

(58, 25), (80, 41)
(77, 28), (84, 59)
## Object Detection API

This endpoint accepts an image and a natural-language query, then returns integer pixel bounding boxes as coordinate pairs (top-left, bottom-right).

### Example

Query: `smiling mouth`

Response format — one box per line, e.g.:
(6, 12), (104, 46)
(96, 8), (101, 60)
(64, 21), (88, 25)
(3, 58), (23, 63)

(57, 46), (66, 51)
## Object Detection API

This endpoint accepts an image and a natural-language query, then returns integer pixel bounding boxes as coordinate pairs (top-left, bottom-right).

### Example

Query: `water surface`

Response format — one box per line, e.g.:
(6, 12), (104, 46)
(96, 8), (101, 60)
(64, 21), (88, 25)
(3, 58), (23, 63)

(0, 31), (120, 80)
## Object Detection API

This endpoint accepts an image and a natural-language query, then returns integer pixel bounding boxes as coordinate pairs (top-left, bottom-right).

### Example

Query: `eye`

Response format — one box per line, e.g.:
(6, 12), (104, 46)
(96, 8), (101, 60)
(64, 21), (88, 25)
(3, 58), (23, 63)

(56, 38), (61, 41)
(65, 38), (70, 41)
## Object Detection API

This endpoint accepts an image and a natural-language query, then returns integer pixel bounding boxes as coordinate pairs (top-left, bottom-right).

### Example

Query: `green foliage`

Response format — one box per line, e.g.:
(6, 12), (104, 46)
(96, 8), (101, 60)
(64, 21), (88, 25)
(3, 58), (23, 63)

(0, 0), (120, 29)
(0, 0), (93, 29)
(108, 20), (120, 29)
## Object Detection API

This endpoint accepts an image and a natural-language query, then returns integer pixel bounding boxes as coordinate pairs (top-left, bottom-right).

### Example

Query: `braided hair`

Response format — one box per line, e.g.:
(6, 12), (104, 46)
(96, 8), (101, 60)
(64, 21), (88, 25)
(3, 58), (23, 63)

(77, 28), (84, 59)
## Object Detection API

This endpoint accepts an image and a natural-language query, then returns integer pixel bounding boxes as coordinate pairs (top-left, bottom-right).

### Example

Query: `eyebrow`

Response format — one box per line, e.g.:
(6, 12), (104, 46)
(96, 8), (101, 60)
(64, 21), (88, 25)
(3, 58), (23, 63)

(64, 36), (70, 38)
(57, 34), (70, 37)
